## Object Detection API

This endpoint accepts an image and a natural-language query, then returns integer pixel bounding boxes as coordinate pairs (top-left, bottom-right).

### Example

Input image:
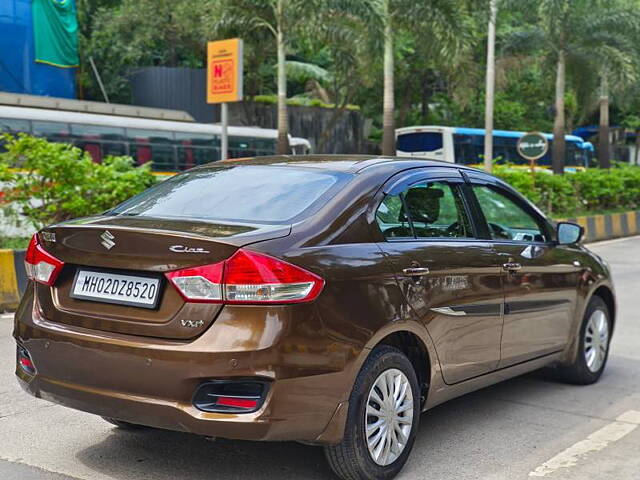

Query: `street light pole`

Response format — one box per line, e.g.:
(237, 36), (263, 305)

(484, 0), (497, 173)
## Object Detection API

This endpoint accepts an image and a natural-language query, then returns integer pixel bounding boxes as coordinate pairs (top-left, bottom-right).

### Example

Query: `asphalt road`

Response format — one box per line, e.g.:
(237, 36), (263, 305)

(1, 236), (639, 480)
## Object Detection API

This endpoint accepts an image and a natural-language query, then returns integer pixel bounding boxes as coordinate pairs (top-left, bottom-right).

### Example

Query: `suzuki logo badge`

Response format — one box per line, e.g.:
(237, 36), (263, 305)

(100, 230), (116, 250)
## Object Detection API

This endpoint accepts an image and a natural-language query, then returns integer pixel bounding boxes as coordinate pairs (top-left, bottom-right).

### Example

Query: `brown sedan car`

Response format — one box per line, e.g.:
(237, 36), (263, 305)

(15, 156), (615, 480)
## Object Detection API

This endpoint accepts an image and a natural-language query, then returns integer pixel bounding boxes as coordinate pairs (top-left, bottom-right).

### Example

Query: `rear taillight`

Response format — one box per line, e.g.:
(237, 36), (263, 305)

(24, 234), (64, 286)
(165, 249), (324, 304)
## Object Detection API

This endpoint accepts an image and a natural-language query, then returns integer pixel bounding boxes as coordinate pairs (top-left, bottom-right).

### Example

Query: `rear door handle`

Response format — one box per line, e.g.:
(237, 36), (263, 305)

(402, 267), (430, 276)
(502, 262), (522, 272)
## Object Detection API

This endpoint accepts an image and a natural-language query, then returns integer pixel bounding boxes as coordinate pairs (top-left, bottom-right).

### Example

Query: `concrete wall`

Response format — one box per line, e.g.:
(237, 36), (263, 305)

(129, 66), (367, 154)
(228, 102), (366, 154)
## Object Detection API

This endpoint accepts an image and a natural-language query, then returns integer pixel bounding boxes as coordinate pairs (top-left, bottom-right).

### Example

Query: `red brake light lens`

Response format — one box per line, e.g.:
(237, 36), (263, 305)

(165, 249), (324, 304)
(24, 234), (64, 286)
(223, 250), (324, 303)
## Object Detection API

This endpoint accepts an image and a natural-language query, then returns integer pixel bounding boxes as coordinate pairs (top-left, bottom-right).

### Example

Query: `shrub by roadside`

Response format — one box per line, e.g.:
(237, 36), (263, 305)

(0, 236), (29, 249)
(492, 164), (640, 217)
(0, 133), (156, 231)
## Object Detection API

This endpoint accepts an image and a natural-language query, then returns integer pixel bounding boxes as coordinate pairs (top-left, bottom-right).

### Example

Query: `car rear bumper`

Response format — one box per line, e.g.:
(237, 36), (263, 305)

(13, 287), (354, 444)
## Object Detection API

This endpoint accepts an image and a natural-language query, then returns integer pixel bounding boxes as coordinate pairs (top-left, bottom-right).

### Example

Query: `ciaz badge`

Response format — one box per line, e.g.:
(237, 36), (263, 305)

(169, 245), (210, 254)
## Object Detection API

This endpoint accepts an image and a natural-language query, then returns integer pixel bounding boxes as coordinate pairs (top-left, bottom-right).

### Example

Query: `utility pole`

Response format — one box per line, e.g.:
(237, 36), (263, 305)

(483, 0), (497, 173)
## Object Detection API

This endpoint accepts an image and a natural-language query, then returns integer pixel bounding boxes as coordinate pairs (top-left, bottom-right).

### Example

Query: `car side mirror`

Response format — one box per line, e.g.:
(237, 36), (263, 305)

(556, 222), (583, 245)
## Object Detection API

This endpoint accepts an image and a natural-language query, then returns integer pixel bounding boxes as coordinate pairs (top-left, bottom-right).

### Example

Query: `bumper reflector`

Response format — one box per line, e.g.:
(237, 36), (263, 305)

(192, 380), (268, 413)
(17, 345), (36, 376)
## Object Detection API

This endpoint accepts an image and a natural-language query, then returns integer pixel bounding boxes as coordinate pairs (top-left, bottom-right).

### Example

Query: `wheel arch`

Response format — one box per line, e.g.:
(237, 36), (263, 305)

(374, 330), (431, 407)
(592, 285), (616, 333)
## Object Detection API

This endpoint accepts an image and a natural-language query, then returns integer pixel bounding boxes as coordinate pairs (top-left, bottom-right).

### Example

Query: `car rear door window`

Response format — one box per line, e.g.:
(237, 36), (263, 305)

(376, 181), (472, 239)
(472, 185), (548, 242)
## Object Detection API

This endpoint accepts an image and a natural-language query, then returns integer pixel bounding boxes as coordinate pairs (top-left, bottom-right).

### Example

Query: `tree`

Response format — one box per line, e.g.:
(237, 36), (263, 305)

(505, 0), (640, 173)
(214, 0), (325, 154)
(368, 0), (465, 156)
(0, 134), (155, 229)
(82, 0), (212, 102)
(484, 0), (498, 172)
(592, 11), (640, 168)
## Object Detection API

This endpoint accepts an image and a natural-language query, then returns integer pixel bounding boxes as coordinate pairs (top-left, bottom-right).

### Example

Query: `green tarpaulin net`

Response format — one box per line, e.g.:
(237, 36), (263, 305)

(32, 0), (79, 68)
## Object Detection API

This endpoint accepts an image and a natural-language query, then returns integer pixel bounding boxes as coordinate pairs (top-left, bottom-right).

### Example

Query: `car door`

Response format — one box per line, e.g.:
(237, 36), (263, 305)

(375, 169), (503, 385)
(466, 174), (581, 368)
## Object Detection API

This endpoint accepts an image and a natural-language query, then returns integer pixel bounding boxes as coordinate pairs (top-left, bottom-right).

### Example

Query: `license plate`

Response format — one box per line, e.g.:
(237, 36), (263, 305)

(71, 269), (161, 309)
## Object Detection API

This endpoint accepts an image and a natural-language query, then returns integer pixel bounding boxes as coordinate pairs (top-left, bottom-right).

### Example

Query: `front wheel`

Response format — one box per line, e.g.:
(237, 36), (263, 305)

(559, 295), (611, 385)
(324, 346), (420, 480)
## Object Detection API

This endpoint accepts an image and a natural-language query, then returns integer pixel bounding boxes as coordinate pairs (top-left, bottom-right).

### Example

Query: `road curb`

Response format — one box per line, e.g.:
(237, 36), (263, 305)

(558, 210), (640, 243)
(1, 210), (638, 311)
(0, 249), (26, 312)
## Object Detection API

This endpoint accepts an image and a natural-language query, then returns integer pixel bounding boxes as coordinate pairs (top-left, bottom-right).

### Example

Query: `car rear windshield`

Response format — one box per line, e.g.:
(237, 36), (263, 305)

(110, 165), (351, 224)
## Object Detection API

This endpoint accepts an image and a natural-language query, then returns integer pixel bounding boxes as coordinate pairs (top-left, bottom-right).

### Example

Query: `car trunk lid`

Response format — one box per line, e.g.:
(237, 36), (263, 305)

(34, 215), (290, 340)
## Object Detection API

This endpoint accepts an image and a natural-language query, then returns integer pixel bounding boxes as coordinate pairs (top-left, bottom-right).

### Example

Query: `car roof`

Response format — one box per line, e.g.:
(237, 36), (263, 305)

(200, 154), (477, 175)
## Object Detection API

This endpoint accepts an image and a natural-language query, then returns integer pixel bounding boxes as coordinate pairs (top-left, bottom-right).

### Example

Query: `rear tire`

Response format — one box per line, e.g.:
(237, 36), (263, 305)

(324, 346), (420, 480)
(102, 417), (150, 431)
(558, 296), (611, 385)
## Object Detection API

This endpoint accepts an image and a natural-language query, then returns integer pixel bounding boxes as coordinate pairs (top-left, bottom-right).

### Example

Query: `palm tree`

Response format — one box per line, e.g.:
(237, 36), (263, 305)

(368, 0), (465, 156)
(591, 16), (640, 168)
(505, 0), (640, 173)
(213, 0), (324, 154)
(484, 0), (498, 173)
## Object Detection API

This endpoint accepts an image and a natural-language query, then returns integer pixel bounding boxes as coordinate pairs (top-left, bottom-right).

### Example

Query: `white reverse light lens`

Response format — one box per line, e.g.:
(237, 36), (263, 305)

(32, 262), (56, 284)
(172, 276), (222, 301)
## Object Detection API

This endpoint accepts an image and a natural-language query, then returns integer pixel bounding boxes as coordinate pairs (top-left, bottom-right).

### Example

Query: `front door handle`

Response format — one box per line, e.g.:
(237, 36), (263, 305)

(502, 262), (522, 272)
(402, 267), (430, 277)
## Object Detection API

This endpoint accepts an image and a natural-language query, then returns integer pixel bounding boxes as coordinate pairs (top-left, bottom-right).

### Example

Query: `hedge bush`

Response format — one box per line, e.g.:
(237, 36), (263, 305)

(493, 164), (640, 217)
(0, 133), (156, 230)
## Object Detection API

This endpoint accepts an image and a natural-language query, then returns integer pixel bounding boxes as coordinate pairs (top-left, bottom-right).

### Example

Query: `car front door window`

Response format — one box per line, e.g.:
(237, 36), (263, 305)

(472, 185), (548, 242)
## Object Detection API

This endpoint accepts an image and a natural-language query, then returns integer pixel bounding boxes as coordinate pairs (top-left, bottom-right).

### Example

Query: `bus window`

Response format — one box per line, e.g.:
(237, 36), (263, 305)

(397, 132), (443, 153)
(70, 124), (127, 164)
(102, 139), (127, 157)
(229, 136), (257, 158)
(493, 136), (521, 163)
(32, 121), (70, 142)
(127, 128), (176, 171)
(175, 132), (219, 169)
(254, 138), (277, 155)
(0, 118), (30, 134)
(176, 146), (219, 170)
(71, 124), (126, 138)
(565, 142), (582, 167)
(453, 134), (482, 164)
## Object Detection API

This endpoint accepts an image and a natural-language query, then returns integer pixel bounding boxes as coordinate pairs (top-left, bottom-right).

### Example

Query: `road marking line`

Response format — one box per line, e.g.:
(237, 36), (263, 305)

(529, 410), (640, 477)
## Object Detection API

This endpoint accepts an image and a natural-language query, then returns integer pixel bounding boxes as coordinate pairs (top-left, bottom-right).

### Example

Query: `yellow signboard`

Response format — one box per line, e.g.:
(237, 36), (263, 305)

(207, 38), (243, 104)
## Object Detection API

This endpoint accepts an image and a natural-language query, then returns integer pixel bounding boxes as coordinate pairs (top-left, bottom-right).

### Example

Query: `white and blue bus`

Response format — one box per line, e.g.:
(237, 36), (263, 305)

(396, 126), (592, 170)
(0, 105), (312, 173)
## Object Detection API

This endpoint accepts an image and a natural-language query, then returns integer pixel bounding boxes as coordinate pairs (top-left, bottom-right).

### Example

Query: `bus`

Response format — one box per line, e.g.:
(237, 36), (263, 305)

(0, 105), (311, 172)
(396, 126), (591, 170)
